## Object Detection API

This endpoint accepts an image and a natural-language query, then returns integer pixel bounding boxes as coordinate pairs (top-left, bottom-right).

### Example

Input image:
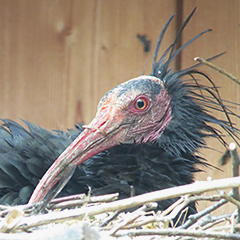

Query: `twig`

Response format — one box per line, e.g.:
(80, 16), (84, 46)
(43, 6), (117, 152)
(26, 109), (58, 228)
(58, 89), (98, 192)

(123, 215), (157, 229)
(48, 193), (86, 204)
(12, 176), (240, 231)
(114, 228), (240, 239)
(0, 193), (119, 218)
(0, 206), (12, 211)
(199, 213), (232, 229)
(229, 142), (240, 223)
(0, 205), (31, 218)
(0, 209), (24, 233)
(109, 202), (157, 235)
(210, 222), (240, 232)
(202, 218), (228, 231)
(188, 194), (223, 202)
(160, 197), (185, 217)
(100, 211), (120, 227)
(180, 182), (240, 230)
(179, 198), (227, 229)
(194, 57), (240, 85)
(220, 191), (240, 208)
(49, 193), (119, 210)
(231, 209), (237, 233)
(229, 142), (240, 165)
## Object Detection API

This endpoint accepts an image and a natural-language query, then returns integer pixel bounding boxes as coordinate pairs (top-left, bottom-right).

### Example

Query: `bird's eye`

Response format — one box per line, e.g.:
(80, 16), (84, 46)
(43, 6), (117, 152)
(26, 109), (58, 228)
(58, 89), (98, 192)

(134, 97), (149, 110)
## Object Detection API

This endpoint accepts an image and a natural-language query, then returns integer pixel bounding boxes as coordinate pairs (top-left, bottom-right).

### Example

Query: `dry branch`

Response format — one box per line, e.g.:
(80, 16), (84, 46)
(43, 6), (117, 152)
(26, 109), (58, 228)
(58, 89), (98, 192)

(114, 228), (240, 239)
(229, 142), (240, 222)
(9, 176), (240, 231)
(194, 57), (240, 85)
(49, 193), (119, 210)
(1, 163), (240, 239)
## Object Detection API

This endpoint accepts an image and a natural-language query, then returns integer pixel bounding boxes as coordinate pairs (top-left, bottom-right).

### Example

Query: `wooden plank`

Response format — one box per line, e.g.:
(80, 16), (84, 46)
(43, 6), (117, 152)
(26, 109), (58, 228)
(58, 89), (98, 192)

(69, 0), (179, 126)
(0, 0), (74, 129)
(0, 0), (179, 130)
(64, 0), (97, 126)
(181, 0), (240, 213)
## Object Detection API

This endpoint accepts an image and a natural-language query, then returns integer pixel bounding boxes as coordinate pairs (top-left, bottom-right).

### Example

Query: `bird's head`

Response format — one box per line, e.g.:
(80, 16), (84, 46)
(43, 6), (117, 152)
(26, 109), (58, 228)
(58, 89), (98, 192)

(29, 75), (172, 204)
(89, 76), (171, 145)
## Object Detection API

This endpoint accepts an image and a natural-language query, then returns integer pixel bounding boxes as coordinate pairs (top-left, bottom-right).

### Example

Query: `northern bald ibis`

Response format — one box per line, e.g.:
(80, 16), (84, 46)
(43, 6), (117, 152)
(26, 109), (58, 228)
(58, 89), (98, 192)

(0, 9), (238, 222)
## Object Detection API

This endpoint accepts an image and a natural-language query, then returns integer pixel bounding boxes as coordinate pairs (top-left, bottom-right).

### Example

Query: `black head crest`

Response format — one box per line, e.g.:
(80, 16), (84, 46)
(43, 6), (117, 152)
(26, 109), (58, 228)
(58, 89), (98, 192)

(149, 8), (240, 157)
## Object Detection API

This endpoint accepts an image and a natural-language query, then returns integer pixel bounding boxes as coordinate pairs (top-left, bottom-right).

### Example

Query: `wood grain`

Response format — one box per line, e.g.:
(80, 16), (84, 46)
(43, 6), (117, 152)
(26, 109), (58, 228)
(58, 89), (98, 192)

(182, 0), (240, 213)
(0, 0), (177, 129)
(70, 0), (178, 125)
(0, 0), (75, 129)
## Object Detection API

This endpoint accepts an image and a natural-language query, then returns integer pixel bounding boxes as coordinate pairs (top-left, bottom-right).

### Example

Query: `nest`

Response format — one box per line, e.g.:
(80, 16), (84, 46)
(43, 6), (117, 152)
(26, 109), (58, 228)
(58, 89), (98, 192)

(0, 143), (239, 240)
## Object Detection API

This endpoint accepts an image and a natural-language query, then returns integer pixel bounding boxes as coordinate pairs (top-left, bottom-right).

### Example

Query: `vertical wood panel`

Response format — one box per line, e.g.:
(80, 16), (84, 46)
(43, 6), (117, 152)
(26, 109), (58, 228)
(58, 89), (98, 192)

(0, 0), (178, 130)
(181, 0), (240, 213)
(65, 0), (97, 126)
(69, 0), (178, 125)
(0, 0), (74, 129)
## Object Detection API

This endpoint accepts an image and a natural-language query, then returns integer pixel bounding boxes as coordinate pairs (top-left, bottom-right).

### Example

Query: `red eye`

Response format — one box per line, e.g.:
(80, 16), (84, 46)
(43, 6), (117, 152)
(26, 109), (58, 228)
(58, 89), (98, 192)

(134, 97), (149, 110)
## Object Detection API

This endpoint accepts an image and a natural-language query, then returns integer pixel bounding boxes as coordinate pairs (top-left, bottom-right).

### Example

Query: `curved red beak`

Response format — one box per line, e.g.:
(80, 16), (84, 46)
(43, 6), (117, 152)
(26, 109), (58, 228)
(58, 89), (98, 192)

(29, 107), (125, 204)
(29, 76), (171, 205)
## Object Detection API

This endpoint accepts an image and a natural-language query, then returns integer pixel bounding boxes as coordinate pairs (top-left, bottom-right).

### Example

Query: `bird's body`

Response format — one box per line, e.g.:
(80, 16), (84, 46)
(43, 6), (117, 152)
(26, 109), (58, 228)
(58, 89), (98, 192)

(0, 119), (198, 217)
(0, 120), (82, 205)
(0, 9), (239, 224)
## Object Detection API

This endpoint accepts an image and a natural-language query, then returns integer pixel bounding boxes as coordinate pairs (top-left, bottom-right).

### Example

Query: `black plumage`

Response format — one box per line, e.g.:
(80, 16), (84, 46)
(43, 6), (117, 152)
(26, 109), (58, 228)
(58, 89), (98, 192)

(0, 9), (239, 222)
(0, 120), (83, 204)
(0, 119), (198, 214)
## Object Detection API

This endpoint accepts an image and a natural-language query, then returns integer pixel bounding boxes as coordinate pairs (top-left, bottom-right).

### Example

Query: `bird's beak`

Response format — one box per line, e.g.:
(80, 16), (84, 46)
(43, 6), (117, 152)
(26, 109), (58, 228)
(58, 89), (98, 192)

(29, 106), (125, 204)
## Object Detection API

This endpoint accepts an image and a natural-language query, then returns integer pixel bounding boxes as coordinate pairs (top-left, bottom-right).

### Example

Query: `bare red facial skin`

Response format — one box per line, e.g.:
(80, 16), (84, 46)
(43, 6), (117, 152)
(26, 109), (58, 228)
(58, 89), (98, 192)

(29, 76), (172, 204)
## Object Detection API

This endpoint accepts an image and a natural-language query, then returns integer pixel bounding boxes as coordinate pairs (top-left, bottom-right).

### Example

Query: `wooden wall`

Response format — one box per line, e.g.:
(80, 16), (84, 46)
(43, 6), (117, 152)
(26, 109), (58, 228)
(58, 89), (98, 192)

(0, 0), (239, 213)
(182, 0), (240, 213)
(0, 0), (178, 129)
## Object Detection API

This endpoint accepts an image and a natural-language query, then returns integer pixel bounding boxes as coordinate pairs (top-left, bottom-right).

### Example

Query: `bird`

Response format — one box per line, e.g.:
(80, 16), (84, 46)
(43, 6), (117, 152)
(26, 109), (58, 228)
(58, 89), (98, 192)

(0, 8), (239, 222)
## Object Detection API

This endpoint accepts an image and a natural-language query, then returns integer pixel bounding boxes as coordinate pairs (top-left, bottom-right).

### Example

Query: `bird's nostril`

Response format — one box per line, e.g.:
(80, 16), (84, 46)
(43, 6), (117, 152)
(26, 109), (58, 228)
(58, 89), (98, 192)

(82, 123), (107, 135)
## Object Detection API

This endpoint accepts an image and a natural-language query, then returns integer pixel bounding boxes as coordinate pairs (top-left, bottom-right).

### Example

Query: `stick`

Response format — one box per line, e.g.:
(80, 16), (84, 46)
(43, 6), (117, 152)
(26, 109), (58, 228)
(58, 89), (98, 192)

(179, 199), (227, 229)
(49, 193), (119, 210)
(229, 142), (240, 224)
(114, 228), (240, 239)
(194, 57), (240, 85)
(14, 176), (240, 231)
